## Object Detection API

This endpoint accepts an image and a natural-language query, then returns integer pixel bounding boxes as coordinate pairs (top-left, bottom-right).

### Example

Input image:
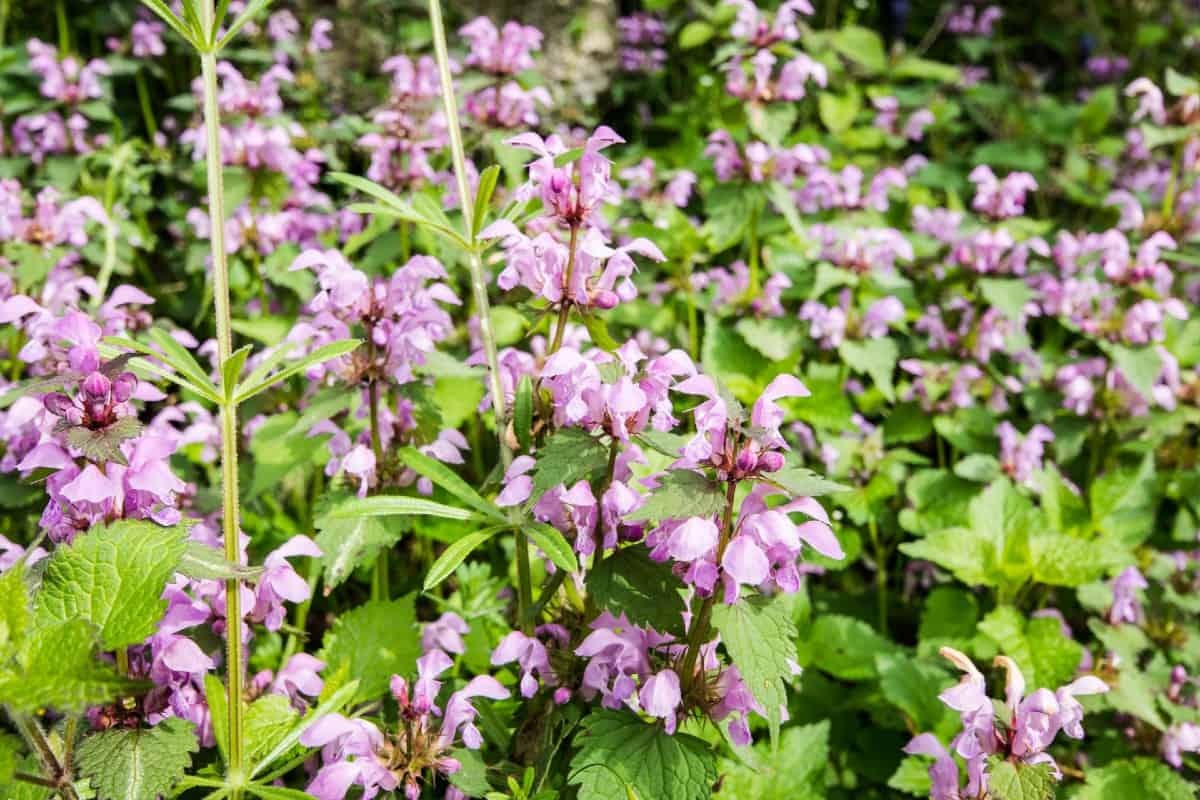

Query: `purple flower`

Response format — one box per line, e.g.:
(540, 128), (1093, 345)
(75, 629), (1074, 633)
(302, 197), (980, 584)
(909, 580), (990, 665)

(422, 612), (469, 655)
(1126, 77), (1167, 125)
(248, 535), (321, 631)
(459, 17), (543, 75)
(969, 166), (1038, 219)
(1162, 722), (1200, 768)
(997, 422), (1054, 485)
(903, 733), (961, 800)
(491, 630), (555, 697)
(638, 669), (682, 733)
(1108, 566), (1148, 624)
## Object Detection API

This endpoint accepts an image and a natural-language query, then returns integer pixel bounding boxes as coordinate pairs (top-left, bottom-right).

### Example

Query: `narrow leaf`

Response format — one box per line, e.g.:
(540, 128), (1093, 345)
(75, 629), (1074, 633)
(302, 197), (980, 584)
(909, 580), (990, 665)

(424, 526), (508, 590)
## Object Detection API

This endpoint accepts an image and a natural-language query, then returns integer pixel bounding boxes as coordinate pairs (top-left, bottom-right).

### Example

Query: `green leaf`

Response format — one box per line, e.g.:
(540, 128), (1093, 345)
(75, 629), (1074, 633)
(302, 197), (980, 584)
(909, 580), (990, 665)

(838, 338), (898, 402)
(205, 673), (229, 765)
(248, 679), (358, 779)
(900, 469), (978, 534)
(76, 718), (198, 800)
(314, 502), (401, 593)
(586, 547), (685, 635)
(953, 453), (1001, 483)
(525, 521), (580, 574)
(918, 587), (978, 655)
(765, 182), (806, 241)
(832, 26), (887, 72)
(735, 317), (805, 362)
(530, 428), (610, 501)
(713, 595), (797, 748)
(888, 756), (933, 795)
(65, 417), (144, 466)
(799, 614), (900, 681)
(718, 721), (829, 800)
(398, 447), (504, 521)
(1, 619), (143, 712)
(818, 90), (862, 133)
(137, 0), (202, 47)
(0, 733), (19, 785)
(35, 520), (188, 650)
(328, 494), (480, 522)
(626, 470), (726, 524)
(1106, 343), (1162, 401)
(766, 467), (850, 497)
(876, 653), (957, 737)
(1165, 67), (1200, 96)
(234, 339), (361, 404)
(424, 526), (508, 590)
(977, 606), (1083, 690)
(569, 711), (717, 800)
(1075, 757), (1196, 800)
(244, 694), (300, 768)
(514, 375), (534, 451)
(220, 345), (252, 400)
(1090, 455), (1157, 547)
(215, 0), (271, 49)
(177, 541), (263, 581)
(0, 567), (30, 659)
(319, 595), (419, 703)
(145, 328), (218, 396)
(678, 20), (714, 49)
(471, 164), (502, 241)
(985, 758), (1056, 800)
(979, 278), (1034, 322)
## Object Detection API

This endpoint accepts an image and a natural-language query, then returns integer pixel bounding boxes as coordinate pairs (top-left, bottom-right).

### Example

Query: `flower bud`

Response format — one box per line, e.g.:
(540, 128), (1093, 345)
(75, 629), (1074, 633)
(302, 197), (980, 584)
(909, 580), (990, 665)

(591, 289), (619, 310)
(111, 372), (137, 403)
(735, 448), (757, 474)
(757, 451), (785, 473)
(43, 392), (75, 417)
(81, 371), (111, 402)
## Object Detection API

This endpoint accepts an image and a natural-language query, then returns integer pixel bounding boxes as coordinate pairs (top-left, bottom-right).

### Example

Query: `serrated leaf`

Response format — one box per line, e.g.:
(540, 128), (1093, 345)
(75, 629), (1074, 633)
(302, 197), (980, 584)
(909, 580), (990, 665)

(713, 595), (797, 748)
(876, 653), (957, 736)
(626, 470), (726, 524)
(76, 718), (198, 800)
(244, 694), (300, 767)
(985, 758), (1056, 800)
(1, 619), (144, 712)
(569, 711), (717, 800)
(248, 679), (357, 780)
(319, 596), (419, 703)
(314, 507), (401, 593)
(1075, 757), (1195, 800)
(838, 338), (898, 402)
(530, 428), (610, 500)
(35, 519), (188, 650)
(979, 278), (1034, 322)
(1089, 455), (1157, 547)
(734, 317), (805, 361)
(65, 417), (144, 466)
(887, 755), (932, 796)
(424, 526), (508, 590)
(0, 567), (30, 658)
(800, 614), (901, 681)
(978, 606), (1083, 690)
(587, 547), (686, 635)
(718, 721), (829, 800)
(766, 467), (849, 497)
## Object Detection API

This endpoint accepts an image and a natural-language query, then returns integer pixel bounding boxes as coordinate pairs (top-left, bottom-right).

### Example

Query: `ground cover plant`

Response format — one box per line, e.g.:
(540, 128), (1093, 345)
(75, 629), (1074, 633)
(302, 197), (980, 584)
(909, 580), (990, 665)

(0, 0), (1199, 798)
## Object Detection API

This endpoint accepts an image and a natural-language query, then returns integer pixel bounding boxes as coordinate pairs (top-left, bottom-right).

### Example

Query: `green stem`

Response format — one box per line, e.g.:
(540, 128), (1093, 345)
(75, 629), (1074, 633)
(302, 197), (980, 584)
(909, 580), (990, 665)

(680, 480), (738, 685)
(135, 70), (158, 139)
(747, 199), (761, 299)
(429, 0), (532, 627)
(13, 773), (58, 789)
(1161, 137), (1188, 222)
(685, 262), (699, 359)
(12, 713), (79, 800)
(869, 516), (887, 635)
(93, 143), (133, 308)
(198, 1), (245, 784)
(0, 0), (11, 48)
(366, 332), (389, 602)
(548, 224), (581, 355)
(55, 0), (69, 55)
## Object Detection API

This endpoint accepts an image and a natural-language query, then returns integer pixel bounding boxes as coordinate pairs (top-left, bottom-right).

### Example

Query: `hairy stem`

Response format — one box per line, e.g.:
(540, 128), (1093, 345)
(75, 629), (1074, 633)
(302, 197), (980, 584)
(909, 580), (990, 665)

(869, 515), (887, 635)
(429, 0), (534, 627)
(13, 714), (79, 800)
(135, 70), (158, 139)
(93, 143), (133, 308)
(548, 224), (581, 355)
(366, 334), (389, 602)
(680, 480), (738, 685)
(198, 0), (245, 783)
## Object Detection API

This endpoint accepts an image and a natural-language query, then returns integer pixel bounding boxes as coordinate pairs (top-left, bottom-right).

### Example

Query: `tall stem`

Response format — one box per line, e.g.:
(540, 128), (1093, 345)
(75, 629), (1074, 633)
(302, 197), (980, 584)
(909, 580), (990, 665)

(198, 1), (245, 782)
(428, 0), (508, 467)
(429, 0), (535, 627)
(746, 198), (761, 299)
(366, 336), (388, 601)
